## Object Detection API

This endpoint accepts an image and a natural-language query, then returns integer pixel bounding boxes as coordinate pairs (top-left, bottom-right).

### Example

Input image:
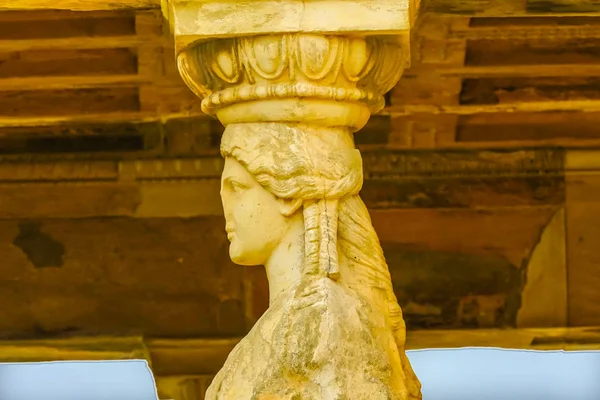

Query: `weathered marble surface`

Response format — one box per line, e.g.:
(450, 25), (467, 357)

(161, 1), (422, 398)
(205, 123), (421, 399)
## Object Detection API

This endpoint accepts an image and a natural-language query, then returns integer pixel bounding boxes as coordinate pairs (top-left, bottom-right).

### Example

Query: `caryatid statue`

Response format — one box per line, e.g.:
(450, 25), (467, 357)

(161, 1), (422, 399)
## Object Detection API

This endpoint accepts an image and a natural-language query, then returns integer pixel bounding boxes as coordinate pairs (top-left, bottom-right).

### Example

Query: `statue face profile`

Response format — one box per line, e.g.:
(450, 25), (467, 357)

(220, 157), (293, 266)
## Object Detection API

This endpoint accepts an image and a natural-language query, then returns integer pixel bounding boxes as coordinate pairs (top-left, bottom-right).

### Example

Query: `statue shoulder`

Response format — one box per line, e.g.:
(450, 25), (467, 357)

(207, 278), (407, 399)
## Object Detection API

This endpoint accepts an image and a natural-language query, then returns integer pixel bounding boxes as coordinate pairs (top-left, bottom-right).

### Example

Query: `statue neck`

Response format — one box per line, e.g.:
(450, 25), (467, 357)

(264, 213), (305, 305)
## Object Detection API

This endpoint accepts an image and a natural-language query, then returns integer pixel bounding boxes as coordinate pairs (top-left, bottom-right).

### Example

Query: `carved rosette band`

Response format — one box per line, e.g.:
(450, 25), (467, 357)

(177, 34), (405, 130)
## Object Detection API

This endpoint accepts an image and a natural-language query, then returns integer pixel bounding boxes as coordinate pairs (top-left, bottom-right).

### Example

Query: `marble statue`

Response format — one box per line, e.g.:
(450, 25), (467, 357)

(207, 122), (422, 399)
(160, 1), (422, 398)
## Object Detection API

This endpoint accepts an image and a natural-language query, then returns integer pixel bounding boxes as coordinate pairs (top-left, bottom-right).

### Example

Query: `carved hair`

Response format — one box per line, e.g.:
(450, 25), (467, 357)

(221, 122), (419, 396)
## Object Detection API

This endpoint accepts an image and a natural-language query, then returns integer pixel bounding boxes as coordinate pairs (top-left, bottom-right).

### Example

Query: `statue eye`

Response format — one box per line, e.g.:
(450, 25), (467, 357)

(229, 180), (247, 192)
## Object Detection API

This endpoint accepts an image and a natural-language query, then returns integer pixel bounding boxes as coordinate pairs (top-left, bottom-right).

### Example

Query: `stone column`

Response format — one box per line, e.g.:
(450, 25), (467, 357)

(161, 1), (422, 399)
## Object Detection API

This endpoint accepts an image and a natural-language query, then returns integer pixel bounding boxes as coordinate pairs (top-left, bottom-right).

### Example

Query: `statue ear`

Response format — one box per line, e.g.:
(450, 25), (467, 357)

(278, 198), (303, 217)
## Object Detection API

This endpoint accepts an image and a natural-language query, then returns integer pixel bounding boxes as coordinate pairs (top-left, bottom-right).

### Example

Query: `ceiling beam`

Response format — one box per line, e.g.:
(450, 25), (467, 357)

(0, 0), (159, 11)
(425, 0), (600, 17)
(3, 0), (600, 16)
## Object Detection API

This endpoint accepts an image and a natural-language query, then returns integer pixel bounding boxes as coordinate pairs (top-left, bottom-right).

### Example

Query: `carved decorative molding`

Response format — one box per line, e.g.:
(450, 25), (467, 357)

(177, 34), (405, 122)
(362, 148), (566, 179)
(0, 148), (574, 184)
(118, 158), (223, 181)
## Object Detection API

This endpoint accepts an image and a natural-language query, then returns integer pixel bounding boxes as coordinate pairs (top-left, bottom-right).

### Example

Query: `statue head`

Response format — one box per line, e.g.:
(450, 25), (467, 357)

(220, 155), (302, 266)
(220, 122), (363, 276)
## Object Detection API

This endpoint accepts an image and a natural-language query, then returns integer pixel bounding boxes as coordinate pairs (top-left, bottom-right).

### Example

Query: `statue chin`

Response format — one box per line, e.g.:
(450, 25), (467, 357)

(228, 242), (263, 267)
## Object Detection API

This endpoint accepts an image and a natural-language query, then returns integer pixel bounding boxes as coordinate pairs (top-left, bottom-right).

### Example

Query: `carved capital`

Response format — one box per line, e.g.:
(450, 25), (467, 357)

(177, 34), (406, 129)
(162, 0), (416, 131)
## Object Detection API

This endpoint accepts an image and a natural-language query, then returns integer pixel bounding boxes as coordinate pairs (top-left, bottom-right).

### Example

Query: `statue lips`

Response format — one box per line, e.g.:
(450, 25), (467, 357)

(225, 225), (235, 241)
